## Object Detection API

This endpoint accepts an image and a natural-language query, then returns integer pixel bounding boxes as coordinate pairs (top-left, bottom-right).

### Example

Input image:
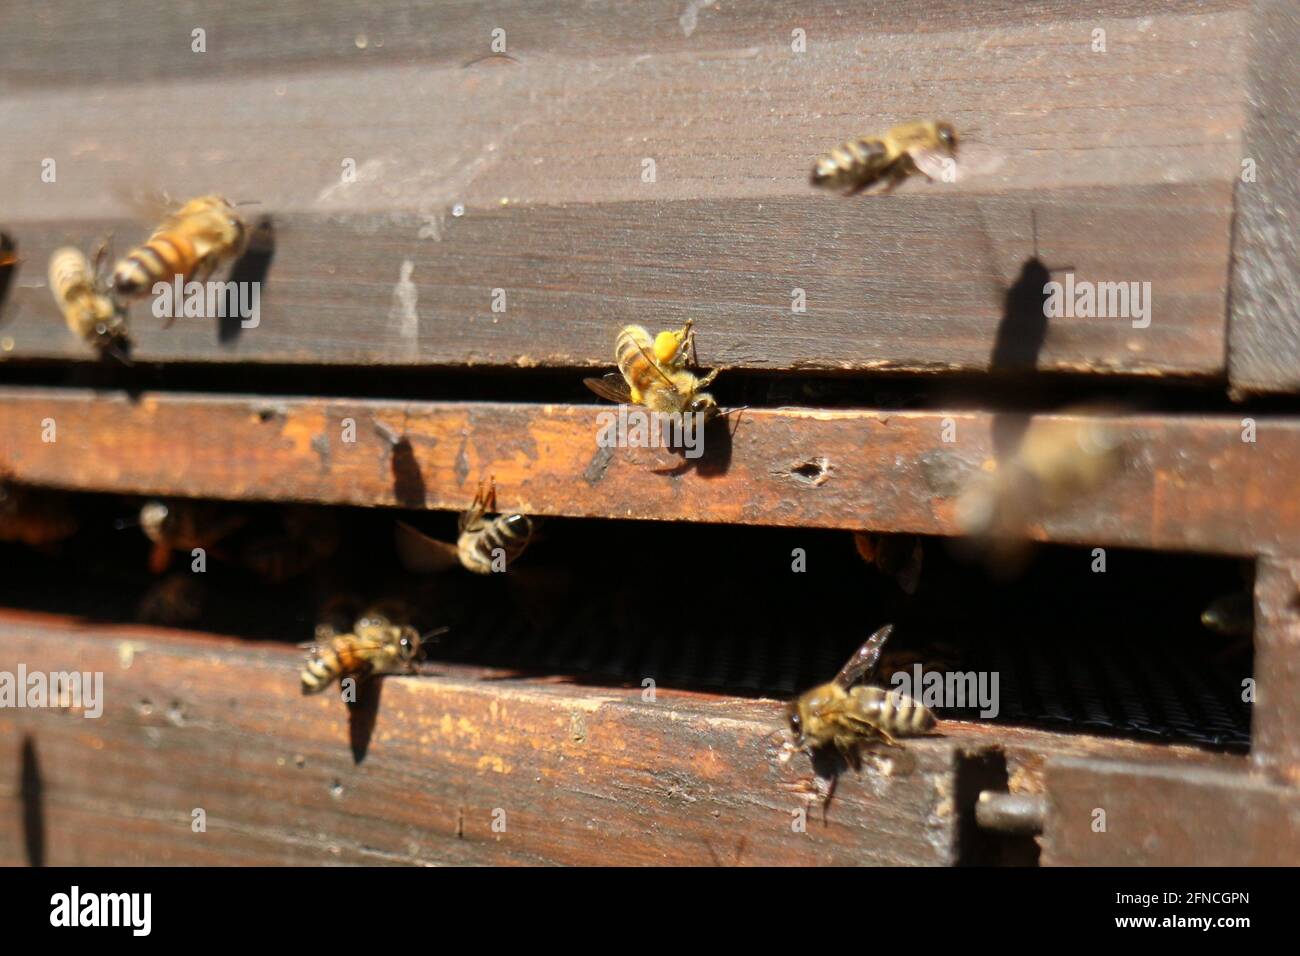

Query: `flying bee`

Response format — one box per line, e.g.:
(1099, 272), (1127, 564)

(811, 120), (958, 194)
(111, 194), (249, 301)
(395, 478), (534, 575)
(48, 245), (130, 358)
(138, 498), (248, 574)
(0, 482), (78, 550)
(783, 625), (936, 805)
(584, 322), (720, 420)
(300, 600), (439, 696)
(955, 410), (1127, 542)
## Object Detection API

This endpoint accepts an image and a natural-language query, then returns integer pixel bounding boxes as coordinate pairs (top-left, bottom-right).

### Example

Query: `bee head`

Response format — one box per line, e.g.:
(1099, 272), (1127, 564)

(139, 501), (170, 542)
(396, 627), (422, 663)
(689, 393), (719, 421)
(935, 122), (958, 152)
(786, 703), (805, 745)
(502, 513), (532, 536)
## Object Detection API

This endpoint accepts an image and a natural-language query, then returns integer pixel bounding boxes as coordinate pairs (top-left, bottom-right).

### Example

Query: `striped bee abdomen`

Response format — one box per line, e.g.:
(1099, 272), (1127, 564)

(112, 232), (200, 296)
(811, 137), (888, 189)
(48, 247), (95, 301)
(458, 513), (534, 574)
(300, 648), (341, 695)
(855, 686), (936, 736)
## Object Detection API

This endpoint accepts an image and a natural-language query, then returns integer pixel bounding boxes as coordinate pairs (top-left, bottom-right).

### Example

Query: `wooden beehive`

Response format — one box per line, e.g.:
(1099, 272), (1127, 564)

(1, 0), (1298, 866)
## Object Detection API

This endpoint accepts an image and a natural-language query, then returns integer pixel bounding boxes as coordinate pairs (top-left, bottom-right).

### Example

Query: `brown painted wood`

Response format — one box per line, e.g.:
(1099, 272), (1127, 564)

(2, 389), (1297, 556)
(0, 611), (1241, 866)
(0, 612), (960, 866)
(1041, 756), (1300, 865)
(1251, 557), (1300, 783)
(1227, 0), (1300, 394)
(0, 1), (1246, 373)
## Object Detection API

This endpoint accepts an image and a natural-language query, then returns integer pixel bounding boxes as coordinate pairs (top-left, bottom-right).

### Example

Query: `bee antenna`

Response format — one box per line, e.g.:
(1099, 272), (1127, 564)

(233, 199), (262, 207)
(113, 516), (141, 531)
(421, 626), (450, 642)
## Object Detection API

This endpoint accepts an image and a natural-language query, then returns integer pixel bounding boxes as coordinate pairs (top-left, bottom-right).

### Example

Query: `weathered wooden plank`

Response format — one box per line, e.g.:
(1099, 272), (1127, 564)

(0, 4), (1246, 373)
(0, 0), (1246, 90)
(2, 389), (1297, 556)
(1227, 0), (1300, 394)
(0, 614), (961, 866)
(1041, 756), (1300, 865)
(1252, 557), (1300, 783)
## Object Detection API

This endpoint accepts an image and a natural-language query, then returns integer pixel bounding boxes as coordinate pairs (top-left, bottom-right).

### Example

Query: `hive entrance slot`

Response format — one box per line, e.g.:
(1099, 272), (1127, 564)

(0, 492), (1254, 751)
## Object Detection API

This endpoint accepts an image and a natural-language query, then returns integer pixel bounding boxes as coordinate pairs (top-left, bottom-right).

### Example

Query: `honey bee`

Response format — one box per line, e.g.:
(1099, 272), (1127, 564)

(395, 478), (534, 575)
(955, 411), (1127, 541)
(300, 600), (433, 696)
(111, 195), (249, 299)
(811, 120), (958, 194)
(584, 322), (720, 420)
(0, 482), (78, 550)
(48, 245), (130, 357)
(138, 499), (248, 574)
(786, 624), (936, 765)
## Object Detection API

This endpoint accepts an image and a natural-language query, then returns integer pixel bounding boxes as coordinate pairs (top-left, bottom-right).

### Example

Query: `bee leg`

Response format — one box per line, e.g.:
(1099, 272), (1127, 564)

(682, 319), (699, 366)
(875, 726), (902, 748)
(875, 167), (909, 196)
(91, 234), (113, 277)
(697, 368), (720, 388)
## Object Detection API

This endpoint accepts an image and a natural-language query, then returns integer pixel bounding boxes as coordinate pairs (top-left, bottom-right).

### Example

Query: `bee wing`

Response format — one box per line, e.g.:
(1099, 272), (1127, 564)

(583, 374), (634, 405)
(913, 141), (1004, 184)
(394, 520), (462, 574)
(907, 145), (959, 184)
(110, 184), (175, 230)
(834, 624), (895, 689)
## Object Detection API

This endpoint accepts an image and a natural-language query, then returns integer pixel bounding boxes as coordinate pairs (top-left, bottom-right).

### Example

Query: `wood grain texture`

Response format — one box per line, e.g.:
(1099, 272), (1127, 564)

(0, 612), (1241, 867)
(1226, 0), (1300, 394)
(0, 1), (1246, 373)
(0, 612), (958, 866)
(1252, 556), (1300, 783)
(1041, 756), (1300, 865)
(0, 0), (1245, 89)
(2, 388), (1298, 556)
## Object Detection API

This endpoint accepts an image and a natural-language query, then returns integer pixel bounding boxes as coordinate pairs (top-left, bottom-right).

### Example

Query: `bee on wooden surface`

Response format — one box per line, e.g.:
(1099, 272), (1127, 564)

(853, 532), (923, 595)
(811, 120), (958, 195)
(48, 245), (130, 358)
(0, 482), (78, 550)
(136, 572), (206, 627)
(300, 600), (436, 696)
(787, 625), (937, 761)
(395, 478), (534, 575)
(584, 322), (720, 420)
(111, 195), (248, 299)
(138, 499), (248, 575)
(955, 411), (1127, 542)
(239, 507), (340, 584)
